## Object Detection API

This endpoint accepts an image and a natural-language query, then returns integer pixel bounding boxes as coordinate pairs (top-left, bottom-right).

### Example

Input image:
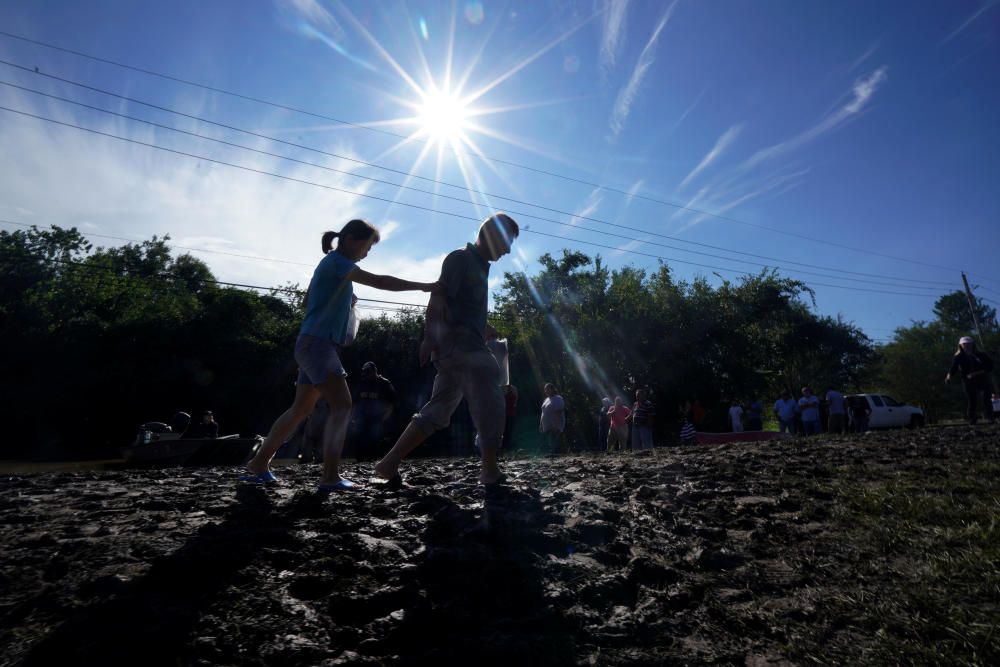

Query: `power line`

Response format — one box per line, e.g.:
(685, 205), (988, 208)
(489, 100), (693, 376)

(0, 64), (963, 291)
(0, 244), (434, 312)
(979, 296), (1000, 308)
(0, 248), (892, 333)
(0, 250), (529, 326)
(0, 105), (948, 299)
(1, 32), (995, 284)
(0, 218), (315, 268)
(0, 82), (951, 293)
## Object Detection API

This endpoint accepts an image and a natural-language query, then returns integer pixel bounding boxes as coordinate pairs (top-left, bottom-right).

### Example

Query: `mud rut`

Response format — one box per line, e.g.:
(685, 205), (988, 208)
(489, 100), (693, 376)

(2, 426), (998, 665)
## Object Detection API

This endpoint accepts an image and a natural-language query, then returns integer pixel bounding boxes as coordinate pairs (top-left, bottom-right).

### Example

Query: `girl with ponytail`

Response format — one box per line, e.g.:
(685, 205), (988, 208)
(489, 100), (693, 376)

(242, 219), (438, 491)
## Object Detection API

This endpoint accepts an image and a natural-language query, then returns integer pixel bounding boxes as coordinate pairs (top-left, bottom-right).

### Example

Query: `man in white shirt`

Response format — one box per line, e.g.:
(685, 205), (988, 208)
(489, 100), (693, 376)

(729, 400), (744, 433)
(540, 383), (566, 453)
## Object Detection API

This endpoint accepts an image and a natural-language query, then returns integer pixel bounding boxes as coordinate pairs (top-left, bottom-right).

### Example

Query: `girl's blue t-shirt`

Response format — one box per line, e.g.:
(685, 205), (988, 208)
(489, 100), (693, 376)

(299, 251), (356, 342)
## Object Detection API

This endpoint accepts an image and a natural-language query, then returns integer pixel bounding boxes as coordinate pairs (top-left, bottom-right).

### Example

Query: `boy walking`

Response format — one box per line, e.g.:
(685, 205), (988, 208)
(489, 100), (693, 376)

(375, 213), (519, 485)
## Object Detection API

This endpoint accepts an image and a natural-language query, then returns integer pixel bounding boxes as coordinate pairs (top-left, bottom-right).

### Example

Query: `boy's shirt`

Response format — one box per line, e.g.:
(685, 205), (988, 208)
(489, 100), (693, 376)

(436, 243), (490, 356)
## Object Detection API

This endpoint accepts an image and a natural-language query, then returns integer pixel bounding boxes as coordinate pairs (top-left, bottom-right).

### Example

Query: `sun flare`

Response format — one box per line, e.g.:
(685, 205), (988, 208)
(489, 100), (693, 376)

(416, 90), (469, 145)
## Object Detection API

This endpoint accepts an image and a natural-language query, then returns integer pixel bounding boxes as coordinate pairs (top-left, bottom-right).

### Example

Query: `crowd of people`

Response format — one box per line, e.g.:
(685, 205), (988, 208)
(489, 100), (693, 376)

(725, 387), (868, 436)
(592, 391), (657, 453)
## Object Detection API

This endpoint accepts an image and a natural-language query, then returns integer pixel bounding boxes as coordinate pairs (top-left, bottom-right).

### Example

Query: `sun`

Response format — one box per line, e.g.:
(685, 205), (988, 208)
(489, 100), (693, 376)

(416, 90), (469, 145)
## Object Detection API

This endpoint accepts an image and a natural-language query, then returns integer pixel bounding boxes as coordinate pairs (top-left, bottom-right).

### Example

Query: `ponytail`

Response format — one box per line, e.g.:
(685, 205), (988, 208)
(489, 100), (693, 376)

(321, 219), (380, 255)
(321, 231), (338, 254)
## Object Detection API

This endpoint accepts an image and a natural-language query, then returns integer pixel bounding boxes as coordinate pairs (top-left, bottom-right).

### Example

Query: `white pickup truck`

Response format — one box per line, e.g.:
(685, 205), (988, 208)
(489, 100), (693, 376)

(848, 394), (925, 429)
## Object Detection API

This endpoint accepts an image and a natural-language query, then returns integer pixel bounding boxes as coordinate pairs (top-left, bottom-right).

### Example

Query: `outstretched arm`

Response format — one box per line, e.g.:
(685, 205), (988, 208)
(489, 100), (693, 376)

(347, 267), (438, 292)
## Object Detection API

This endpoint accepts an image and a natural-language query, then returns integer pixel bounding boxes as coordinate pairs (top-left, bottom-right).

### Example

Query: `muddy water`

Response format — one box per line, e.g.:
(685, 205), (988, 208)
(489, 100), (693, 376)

(1, 426), (997, 665)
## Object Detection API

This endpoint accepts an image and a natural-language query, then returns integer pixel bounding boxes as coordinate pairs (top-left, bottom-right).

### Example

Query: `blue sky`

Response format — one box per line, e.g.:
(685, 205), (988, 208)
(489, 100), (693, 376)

(1, 0), (998, 342)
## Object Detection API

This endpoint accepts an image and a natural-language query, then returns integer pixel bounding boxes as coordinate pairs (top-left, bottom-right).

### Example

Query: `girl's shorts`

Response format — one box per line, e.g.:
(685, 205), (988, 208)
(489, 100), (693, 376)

(294, 334), (348, 385)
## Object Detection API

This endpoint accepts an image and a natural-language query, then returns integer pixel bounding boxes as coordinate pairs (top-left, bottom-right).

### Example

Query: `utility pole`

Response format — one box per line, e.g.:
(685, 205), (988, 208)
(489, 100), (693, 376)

(960, 272), (987, 348)
(961, 273), (998, 404)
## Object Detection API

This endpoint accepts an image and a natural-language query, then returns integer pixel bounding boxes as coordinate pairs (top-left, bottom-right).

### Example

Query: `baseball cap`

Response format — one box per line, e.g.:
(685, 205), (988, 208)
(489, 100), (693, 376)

(959, 336), (975, 345)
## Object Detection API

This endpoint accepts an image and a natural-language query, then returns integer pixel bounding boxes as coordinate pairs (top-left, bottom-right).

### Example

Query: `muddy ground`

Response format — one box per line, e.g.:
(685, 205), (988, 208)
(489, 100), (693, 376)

(2, 426), (998, 665)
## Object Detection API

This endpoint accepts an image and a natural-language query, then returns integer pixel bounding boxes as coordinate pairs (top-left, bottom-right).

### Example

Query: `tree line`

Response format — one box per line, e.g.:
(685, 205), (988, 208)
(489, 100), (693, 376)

(0, 226), (991, 459)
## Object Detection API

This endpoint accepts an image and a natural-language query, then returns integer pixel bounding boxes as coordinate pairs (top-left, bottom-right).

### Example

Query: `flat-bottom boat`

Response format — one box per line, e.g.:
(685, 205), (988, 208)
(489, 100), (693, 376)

(122, 431), (262, 466)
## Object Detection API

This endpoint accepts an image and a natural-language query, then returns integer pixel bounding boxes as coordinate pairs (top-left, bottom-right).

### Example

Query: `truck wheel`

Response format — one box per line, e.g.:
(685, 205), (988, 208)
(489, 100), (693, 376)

(908, 415), (924, 429)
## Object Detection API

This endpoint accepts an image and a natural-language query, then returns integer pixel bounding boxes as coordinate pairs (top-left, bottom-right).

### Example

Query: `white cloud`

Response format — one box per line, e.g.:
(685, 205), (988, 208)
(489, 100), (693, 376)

(282, 0), (345, 39)
(608, 1), (677, 138)
(670, 87), (708, 135)
(670, 186), (710, 221)
(378, 220), (400, 242)
(844, 67), (888, 113)
(0, 81), (374, 291)
(611, 238), (644, 257)
(174, 235), (237, 248)
(849, 43), (879, 71)
(677, 124), (743, 191)
(599, 0), (630, 73)
(569, 188), (603, 226)
(742, 66), (888, 170)
(673, 167), (811, 234)
(940, 1), (999, 46)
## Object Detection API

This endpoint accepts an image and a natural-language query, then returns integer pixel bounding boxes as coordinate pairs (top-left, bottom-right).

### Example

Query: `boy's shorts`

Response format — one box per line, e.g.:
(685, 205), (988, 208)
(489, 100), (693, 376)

(411, 345), (504, 450)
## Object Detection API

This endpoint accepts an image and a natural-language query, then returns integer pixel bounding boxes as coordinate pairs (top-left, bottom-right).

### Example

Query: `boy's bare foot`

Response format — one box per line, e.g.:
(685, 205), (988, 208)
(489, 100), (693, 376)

(479, 470), (506, 485)
(373, 458), (398, 481)
(317, 474), (344, 485)
(479, 460), (504, 485)
(477, 445), (503, 485)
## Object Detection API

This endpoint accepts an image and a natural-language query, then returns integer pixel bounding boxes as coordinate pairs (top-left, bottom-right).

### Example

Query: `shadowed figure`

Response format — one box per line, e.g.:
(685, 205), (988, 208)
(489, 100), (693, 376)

(372, 484), (577, 664)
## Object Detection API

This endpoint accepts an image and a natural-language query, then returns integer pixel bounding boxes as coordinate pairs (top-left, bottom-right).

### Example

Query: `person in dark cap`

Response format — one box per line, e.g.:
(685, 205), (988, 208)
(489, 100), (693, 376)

(185, 411), (219, 439)
(351, 361), (397, 461)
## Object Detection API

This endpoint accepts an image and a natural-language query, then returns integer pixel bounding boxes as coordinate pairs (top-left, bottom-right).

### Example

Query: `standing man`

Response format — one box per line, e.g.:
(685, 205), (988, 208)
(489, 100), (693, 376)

(597, 397), (612, 451)
(728, 400), (744, 433)
(352, 362), (397, 461)
(745, 397), (764, 431)
(606, 397), (630, 453)
(502, 384), (519, 452)
(946, 336), (996, 425)
(375, 213), (519, 486)
(631, 389), (655, 449)
(849, 396), (871, 433)
(825, 388), (847, 434)
(798, 387), (821, 435)
(773, 392), (797, 434)
(539, 383), (566, 454)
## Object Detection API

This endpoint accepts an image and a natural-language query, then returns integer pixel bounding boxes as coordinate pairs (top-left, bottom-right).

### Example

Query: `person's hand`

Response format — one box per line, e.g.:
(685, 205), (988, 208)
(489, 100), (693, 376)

(945, 373), (951, 384)
(426, 280), (444, 294)
(418, 337), (437, 366)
